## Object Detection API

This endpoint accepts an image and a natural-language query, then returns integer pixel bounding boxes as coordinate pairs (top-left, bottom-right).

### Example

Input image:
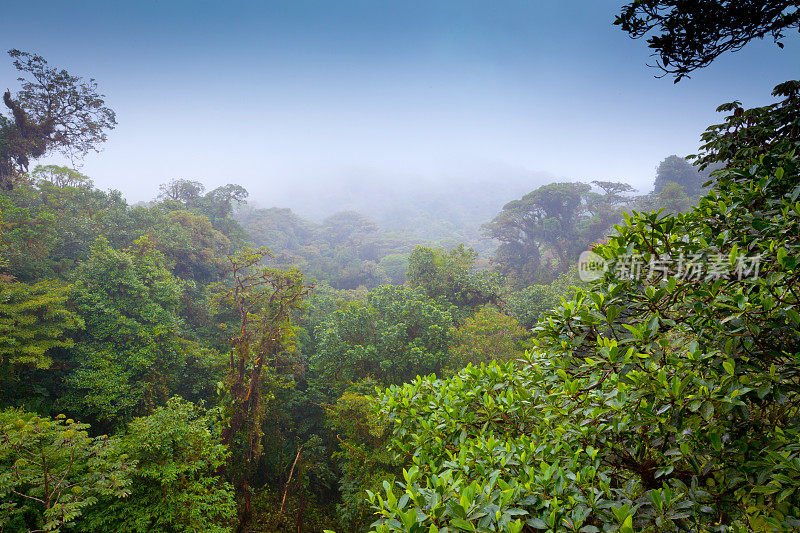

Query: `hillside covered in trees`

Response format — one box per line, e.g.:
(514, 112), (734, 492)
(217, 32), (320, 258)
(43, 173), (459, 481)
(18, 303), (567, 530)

(232, 161), (708, 291)
(1, 1), (799, 532)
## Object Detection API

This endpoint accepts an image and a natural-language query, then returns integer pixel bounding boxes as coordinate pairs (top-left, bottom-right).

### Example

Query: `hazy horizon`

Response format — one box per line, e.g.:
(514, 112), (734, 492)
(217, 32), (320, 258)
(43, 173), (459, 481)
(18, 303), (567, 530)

(3, 0), (799, 208)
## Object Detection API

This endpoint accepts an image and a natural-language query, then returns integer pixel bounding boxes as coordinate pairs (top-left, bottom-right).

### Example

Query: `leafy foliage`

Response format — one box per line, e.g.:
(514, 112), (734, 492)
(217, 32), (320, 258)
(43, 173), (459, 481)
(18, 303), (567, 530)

(0, 279), (82, 370)
(314, 285), (454, 390)
(31, 165), (91, 188)
(366, 81), (800, 532)
(652, 155), (710, 196)
(615, 0), (799, 81)
(0, 50), (115, 190)
(83, 397), (236, 533)
(326, 389), (398, 533)
(637, 182), (695, 215)
(407, 245), (501, 317)
(504, 268), (581, 330)
(377, 254), (409, 285)
(66, 237), (188, 422)
(0, 410), (132, 532)
(0, 177), (129, 280)
(484, 182), (632, 286)
(448, 306), (530, 370)
(4, 7), (798, 532)
(147, 209), (232, 283)
(237, 206), (397, 290)
(210, 247), (308, 532)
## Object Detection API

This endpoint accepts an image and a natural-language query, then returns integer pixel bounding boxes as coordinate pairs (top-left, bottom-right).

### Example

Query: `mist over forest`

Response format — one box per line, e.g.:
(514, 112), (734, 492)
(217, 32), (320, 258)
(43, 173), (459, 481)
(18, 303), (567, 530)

(2, 2), (800, 533)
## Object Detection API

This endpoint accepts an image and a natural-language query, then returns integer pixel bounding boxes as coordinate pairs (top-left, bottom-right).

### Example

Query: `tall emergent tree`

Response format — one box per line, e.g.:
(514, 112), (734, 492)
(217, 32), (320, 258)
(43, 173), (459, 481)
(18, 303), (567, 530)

(0, 50), (116, 190)
(484, 181), (632, 285)
(158, 179), (206, 205)
(211, 248), (308, 533)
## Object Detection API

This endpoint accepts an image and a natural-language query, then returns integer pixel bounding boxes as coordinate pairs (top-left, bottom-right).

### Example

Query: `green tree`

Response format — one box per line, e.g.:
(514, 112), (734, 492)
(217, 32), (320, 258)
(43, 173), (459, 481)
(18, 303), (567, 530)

(653, 154), (709, 196)
(0, 50), (116, 190)
(365, 80), (800, 533)
(31, 165), (91, 188)
(0, 280), (82, 371)
(484, 182), (629, 285)
(0, 277), (84, 411)
(236, 206), (316, 253)
(210, 247), (308, 533)
(406, 245), (500, 316)
(448, 306), (530, 370)
(203, 184), (249, 218)
(651, 181), (693, 214)
(0, 176), (130, 280)
(326, 387), (397, 533)
(0, 410), (133, 532)
(320, 211), (379, 247)
(66, 237), (188, 423)
(314, 285), (454, 390)
(83, 397), (236, 533)
(147, 209), (232, 283)
(504, 267), (581, 329)
(235, 204), (426, 290)
(157, 179), (205, 205)
(590, 180), (636, 206)
(376, 253), (409, 285)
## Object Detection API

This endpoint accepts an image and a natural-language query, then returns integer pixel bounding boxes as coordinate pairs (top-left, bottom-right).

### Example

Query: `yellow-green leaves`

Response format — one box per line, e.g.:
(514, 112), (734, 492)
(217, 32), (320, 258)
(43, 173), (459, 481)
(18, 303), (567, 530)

(0, 279), (82, 370)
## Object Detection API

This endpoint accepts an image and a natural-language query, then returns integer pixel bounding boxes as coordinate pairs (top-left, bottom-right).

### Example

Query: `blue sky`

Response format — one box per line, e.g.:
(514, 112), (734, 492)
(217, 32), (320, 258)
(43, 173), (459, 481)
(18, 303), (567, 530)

(2, 0), (798, 206)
